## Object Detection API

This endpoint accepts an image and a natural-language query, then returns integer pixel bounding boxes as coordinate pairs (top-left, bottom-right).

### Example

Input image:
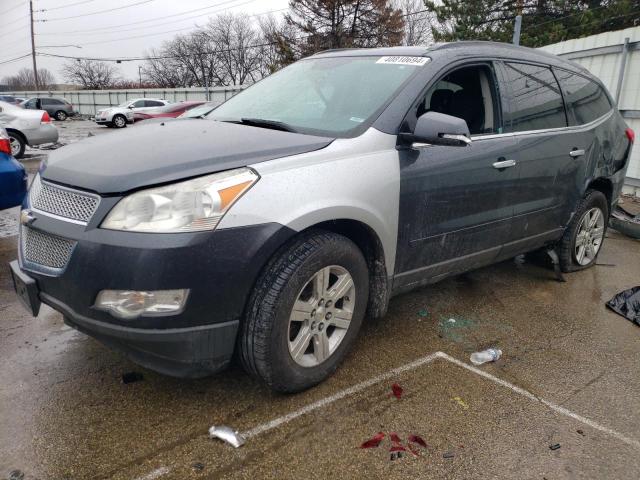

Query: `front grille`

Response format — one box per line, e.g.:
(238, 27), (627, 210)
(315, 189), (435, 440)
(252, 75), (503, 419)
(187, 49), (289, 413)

(29, 175), (100, 223)
(21, 226), (76, 270)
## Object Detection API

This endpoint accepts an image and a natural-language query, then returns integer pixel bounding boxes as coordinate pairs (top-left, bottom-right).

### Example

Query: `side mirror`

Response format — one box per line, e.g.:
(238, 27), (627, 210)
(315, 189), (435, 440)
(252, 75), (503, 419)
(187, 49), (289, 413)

(402, 111), (471, 147)
(127, 105), (133, 109)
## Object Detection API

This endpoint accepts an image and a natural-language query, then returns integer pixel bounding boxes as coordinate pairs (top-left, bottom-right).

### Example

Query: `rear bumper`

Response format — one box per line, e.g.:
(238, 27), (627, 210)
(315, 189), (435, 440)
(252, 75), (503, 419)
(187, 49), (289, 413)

(23, 124), (59, 146)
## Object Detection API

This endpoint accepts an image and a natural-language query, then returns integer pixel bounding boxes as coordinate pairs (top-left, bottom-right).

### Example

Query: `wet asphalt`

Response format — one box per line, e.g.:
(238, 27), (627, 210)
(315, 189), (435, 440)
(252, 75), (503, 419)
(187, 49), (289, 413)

(1, 121), (640, 479)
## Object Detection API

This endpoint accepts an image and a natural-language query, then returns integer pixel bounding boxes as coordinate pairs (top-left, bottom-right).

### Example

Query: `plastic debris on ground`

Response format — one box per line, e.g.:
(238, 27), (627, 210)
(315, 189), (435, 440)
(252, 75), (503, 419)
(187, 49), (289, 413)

(121, 371), (144, 384)
(391, 383), (403, 399)
(451, 396), (469, 410)
(8, 470), (24, 480)
(606, 286), (640, 326)
(443, 451), (455, 459)
(549, 443), (561, 451)
(208, 425), (246, 448)
(192, 462), (205, 471)
(418, 309), (429, 317)
(470, 348), (502, 365)
(360, 432), (385, 449)
(610, 205), (640, 239)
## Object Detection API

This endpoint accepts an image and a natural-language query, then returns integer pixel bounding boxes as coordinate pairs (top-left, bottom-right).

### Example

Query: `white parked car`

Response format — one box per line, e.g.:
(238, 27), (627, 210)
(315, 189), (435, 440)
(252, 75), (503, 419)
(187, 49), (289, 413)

(94, 98), (170, 128)
(0, 101), (59, 158)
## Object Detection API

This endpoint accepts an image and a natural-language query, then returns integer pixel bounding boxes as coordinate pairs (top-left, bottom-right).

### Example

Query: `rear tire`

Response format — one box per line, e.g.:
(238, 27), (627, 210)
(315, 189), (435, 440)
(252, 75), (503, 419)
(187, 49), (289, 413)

(558, 190), (608, 272)
(112, 114), (127, 128)
(54, 110), (67, 121)
(8, 131), (25, 159)
(239, 230), (369, 393)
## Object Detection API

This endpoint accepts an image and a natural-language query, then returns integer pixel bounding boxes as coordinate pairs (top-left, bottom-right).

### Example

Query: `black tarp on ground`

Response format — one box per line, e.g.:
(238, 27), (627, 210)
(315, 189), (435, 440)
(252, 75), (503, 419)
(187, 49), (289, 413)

(607, 287), (640, 326)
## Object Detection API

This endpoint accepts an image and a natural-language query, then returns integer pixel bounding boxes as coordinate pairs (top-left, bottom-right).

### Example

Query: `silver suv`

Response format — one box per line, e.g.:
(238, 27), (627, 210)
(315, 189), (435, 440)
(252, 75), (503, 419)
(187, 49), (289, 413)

(94, 98), (169, 128)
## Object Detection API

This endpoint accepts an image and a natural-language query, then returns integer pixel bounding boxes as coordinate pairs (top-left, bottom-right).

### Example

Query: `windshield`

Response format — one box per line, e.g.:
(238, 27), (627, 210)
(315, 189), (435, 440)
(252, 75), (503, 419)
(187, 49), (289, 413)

(179, 102), (218, 118)
(207, 56), (428, 137)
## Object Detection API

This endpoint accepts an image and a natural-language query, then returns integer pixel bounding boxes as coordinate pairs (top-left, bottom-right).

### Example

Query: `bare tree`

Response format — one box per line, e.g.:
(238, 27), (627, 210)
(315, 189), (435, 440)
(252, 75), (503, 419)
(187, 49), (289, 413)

(396, 0), (434, 46)
(258, 14), (301, 73)
(141, 13), (265, 88)
(61, 59), (119, 89)
(3, 68), (56, 90)
(205, 13), (264, 85)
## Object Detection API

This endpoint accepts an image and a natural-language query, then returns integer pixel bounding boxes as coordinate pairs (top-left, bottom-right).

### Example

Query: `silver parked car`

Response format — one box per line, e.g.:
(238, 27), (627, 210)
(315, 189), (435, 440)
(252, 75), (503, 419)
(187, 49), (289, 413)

(0, 101), (59, 158)
(94, 98), (169, 128)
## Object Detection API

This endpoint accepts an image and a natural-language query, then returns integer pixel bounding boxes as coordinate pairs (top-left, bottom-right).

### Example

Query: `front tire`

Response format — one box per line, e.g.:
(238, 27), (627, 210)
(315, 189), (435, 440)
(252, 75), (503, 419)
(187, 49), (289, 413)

(559, 190), (608, 272)
(8, 132), (25, 159)
(112, 114), (127, 128)
(239, 230), (369, 393)
(54, 110), (67, 121)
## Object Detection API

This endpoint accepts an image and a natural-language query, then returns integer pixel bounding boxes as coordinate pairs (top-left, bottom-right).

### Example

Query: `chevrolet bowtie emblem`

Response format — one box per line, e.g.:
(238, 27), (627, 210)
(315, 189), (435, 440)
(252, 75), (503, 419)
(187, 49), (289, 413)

(20, 210), (35, 226)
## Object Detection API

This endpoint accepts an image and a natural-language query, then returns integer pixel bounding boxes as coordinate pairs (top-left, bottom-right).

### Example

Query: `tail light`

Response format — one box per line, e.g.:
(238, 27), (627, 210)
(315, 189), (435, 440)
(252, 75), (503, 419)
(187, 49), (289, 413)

(626, 128), (635, 144)
(41, 111), (51, 123)
(0, 129), (11, 155)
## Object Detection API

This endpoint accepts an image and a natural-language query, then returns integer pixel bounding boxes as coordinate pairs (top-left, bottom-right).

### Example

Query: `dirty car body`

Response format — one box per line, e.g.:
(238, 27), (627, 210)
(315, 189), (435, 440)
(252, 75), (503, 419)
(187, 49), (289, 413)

(10, 43), (633, 391)
(0, 101), (59, 158)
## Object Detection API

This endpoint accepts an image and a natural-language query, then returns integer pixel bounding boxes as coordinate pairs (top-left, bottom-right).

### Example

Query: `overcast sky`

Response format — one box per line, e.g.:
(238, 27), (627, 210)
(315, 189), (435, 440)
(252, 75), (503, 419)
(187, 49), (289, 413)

(0, 0), (290, 83)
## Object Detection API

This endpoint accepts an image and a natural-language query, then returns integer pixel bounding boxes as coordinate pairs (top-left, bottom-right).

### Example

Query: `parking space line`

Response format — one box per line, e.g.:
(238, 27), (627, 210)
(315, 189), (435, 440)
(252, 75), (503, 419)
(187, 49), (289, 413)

(242, 351), (442, 439)
(132, 350), (640, 479)
(438, 352), (640, 450)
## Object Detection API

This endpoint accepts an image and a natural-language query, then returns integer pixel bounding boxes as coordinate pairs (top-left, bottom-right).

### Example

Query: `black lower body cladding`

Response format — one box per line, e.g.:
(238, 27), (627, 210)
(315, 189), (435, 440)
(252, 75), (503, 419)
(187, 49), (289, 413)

(22, 222), (296, 377)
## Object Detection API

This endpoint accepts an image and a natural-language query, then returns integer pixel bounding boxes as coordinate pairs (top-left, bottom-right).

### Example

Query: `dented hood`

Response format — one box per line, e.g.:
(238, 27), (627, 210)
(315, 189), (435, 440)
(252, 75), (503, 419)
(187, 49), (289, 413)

(42, 118), (333, 194)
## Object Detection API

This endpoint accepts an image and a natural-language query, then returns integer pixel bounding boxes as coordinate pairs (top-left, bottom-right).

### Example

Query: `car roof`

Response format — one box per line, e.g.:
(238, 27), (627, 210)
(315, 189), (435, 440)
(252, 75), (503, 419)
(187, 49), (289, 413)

(311, 41), (589, 75)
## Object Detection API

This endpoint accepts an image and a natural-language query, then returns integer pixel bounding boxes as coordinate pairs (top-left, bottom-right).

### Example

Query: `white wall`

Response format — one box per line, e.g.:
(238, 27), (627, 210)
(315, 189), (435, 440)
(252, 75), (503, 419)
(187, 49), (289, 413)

(540, 26), (640, 193)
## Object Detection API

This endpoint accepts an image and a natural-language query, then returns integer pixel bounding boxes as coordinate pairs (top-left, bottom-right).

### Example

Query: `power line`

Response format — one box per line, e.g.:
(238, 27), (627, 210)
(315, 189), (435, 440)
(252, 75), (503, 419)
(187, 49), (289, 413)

(37, 0), (99, 12)
(522, 4), (609, 32)
(36, 35), (310, 63)
(0, 53), (31, 65)
(36, 0), (156, 22)
(37, 2), (285, 38)
(0, 18), (29, 39)
(36, 0), (257, 34)
(0, 1), (26, 16)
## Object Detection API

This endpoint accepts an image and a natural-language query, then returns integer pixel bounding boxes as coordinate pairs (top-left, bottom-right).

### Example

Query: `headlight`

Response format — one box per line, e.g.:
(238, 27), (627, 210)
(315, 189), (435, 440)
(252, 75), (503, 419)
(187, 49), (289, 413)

(101, 168), (258, 233)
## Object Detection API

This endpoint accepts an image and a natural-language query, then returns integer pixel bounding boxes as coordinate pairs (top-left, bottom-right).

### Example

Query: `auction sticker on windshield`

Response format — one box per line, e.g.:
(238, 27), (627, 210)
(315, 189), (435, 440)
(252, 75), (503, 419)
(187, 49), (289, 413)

(376, 56), (430, 66)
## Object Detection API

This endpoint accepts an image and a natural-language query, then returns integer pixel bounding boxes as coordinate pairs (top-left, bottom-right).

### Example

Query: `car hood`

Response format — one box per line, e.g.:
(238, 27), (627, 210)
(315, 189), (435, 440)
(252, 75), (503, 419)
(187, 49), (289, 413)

(42, 119), (334, 194)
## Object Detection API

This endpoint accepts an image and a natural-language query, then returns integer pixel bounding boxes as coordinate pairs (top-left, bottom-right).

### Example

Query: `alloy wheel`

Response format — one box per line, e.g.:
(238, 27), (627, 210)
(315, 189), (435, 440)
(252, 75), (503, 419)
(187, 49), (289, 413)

(574, 207), (605, 265)
(288, 265), (356, 367)
(114, 116), (125, 127)
(9, 136), (21, 157)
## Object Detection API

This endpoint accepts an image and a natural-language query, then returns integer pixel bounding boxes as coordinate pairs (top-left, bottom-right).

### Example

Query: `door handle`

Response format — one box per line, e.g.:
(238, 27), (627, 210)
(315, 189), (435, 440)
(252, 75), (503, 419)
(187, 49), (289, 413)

(570, 149), (585, 157)
(492, 159), (517, 169)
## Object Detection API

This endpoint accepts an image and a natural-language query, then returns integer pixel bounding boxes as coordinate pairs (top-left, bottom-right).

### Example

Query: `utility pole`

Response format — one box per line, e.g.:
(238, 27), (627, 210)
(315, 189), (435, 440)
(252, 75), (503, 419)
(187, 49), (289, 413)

(138, 65), (142, 88)
(512, 15), (522, 46)
(29, 0), (39, 90)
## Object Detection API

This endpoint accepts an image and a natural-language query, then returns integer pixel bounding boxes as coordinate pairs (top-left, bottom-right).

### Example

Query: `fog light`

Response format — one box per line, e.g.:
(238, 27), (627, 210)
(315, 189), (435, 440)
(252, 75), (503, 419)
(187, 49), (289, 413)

(95, 289), (189, 320)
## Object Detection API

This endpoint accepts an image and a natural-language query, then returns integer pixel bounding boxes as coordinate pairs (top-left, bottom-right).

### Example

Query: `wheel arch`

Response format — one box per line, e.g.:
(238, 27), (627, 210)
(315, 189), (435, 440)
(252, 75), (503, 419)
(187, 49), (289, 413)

(585, 177), (613, 209)
(5, 128), (27, 145)
(301, 218), (391, 319)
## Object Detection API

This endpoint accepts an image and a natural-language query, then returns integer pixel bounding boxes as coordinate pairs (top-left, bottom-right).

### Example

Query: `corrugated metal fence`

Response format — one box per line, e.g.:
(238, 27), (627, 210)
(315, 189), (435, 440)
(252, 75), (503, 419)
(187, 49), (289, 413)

(540, 26), (640, 193)
(5, 86), (246, 116)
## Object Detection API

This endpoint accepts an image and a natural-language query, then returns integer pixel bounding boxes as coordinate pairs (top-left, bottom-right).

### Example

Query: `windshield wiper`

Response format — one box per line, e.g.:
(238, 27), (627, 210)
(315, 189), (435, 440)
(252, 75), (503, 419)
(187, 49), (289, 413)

(237, 118), (298, 133)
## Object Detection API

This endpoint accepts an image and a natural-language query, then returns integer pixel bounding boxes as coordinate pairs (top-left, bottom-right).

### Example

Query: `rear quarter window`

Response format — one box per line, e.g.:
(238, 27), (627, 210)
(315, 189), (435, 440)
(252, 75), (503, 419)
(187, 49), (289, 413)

(553, 69), (612, 125)
(502, 62), (567, 132)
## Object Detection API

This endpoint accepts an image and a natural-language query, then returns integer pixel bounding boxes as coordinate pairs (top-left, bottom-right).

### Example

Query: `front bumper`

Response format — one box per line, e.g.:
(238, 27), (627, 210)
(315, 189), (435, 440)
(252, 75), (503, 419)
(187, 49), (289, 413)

(14, 204), (295, 376)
